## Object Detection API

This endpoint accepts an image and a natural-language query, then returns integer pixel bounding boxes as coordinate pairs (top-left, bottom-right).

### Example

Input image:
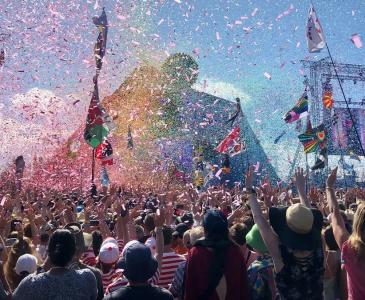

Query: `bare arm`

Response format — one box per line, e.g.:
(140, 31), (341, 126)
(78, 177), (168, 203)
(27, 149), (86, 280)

(154, 207), (165, 271)
(293, 167), (310, 208)
(245, 166), (284, 272)
(326, 167), (349, 249)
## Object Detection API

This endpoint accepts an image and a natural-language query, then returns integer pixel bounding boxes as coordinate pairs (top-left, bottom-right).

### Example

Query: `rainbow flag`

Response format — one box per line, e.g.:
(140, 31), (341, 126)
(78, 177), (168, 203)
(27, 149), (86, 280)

(284, 93), (309, 123)
(298, 124), (326, 153)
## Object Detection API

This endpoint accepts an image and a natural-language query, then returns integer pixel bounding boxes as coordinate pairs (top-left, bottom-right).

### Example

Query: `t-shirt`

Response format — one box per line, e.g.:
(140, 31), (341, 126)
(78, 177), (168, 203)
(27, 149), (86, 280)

(12, 269), (97, 300)
(341, 240), (365, 300)
(158, 252), (186, 289)
(102, 268), (123, 291)
(104, 284), (173, 300)
(81, 247), (97, 267)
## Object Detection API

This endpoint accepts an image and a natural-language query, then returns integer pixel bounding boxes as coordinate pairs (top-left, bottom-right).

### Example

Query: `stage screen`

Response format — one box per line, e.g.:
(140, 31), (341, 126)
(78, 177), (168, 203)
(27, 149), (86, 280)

(329, 107), (365, 155)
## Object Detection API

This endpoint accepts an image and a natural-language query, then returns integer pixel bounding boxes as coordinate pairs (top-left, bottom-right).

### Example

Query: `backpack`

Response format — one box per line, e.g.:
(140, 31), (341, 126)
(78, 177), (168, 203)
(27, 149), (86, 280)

(247, 257), (274, 300)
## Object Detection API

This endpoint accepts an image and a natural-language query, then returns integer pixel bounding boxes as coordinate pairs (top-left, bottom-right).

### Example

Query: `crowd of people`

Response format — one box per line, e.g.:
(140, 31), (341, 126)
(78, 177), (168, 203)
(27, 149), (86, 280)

(0, 165), (364, 300)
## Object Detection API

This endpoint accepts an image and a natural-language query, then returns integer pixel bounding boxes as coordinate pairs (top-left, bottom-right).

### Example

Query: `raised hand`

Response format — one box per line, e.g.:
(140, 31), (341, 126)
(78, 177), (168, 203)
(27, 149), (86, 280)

(293, 167), (306, 194)
(326, 167), (338, 189)
(245, 166), (255, 192)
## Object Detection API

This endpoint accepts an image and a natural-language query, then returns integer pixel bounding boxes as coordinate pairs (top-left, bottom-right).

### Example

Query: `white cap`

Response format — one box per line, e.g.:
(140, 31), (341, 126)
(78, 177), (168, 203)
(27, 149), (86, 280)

(15, 254), (38, 275)
(99, 242), (119, 264)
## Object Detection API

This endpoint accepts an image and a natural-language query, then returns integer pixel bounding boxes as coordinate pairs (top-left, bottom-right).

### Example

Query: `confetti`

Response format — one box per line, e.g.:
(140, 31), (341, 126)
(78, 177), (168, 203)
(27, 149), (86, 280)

(351, 34), (362, 48)
(263, 72), (272, 80)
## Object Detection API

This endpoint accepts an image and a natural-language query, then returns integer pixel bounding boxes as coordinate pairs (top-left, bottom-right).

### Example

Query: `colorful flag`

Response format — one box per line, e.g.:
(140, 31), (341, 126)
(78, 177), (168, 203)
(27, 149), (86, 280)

(84, 84), (109, 148)
(284, 93), (309, 123)
(95, 139), (113, 165)
(306, 5), (325, 53)
(93, 8), (108, 76)
(298, 124), (326, 153)
(215, 126), (246, 157)
(322, 82), (334, 109)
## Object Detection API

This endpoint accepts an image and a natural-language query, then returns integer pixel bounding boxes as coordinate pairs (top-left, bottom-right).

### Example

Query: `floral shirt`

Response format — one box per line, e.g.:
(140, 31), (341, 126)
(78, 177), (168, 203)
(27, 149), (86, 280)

(275, 245), (324, 300)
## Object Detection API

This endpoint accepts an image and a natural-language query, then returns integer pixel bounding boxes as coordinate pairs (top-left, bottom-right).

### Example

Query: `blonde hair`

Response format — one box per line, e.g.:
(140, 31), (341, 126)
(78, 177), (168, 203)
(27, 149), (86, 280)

(189, 226), (204, 246)
(348, 202), (365, 259)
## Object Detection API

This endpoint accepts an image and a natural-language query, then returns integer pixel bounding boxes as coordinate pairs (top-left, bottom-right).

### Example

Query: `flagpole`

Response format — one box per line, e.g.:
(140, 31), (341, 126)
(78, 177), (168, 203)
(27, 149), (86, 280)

(91, 149), (95, 183)
(310, 1), (365, 157)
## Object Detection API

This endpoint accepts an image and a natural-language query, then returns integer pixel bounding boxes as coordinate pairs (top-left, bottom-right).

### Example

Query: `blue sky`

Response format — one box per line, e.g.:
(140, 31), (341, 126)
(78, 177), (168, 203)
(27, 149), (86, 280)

(0, 0), (365, 177)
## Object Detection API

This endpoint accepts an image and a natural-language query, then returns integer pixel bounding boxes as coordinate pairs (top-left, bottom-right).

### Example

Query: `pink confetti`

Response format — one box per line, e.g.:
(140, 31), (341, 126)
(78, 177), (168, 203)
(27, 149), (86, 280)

(251, 8), (258, 17)
(263, 72), (272, 80)
(276, 4), (294, 21)
(254, 162), (260, 172)
(351, 34), (362, 49)
(216, 32), (221, 40)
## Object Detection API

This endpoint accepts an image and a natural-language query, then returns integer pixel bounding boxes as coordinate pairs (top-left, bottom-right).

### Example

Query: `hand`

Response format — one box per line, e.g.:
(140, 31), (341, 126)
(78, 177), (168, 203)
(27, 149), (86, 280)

(326, 167), (338, 189)
(293, 168), (306, 194)
(154, 207), (165, 227)
(245, 166), (255, 191)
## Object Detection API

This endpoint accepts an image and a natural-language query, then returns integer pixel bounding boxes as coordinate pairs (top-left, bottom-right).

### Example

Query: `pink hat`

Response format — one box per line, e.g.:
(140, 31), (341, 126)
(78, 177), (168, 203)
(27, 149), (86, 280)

(99, 242), (119, 264)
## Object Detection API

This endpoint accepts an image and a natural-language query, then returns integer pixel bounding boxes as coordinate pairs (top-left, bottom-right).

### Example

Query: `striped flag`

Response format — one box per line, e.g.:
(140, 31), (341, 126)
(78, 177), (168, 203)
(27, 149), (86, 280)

(284, 93), (309, 123)
(322, 83), (334, 109)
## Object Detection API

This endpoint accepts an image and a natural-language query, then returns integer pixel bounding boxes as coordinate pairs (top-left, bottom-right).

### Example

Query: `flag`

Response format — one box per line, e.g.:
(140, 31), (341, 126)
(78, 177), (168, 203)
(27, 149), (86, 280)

(284, 93), (309, 123)
(298, 123), (326, 153)
(215, 126), (245, 157)
(84, 84), (109, 148)
(226, 97), (243, 127)
(306, 5), (325, 53)
(95, 139), (113, 165)
(127, 124), (133, 149)
(93, 8), (108, 76)
(311, 147), (327, 170)
(322, 82), (334, 109)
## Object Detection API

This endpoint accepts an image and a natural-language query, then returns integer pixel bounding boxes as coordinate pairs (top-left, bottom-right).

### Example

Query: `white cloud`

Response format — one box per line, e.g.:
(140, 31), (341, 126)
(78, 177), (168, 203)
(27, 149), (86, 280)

(193, 77), (251, 102)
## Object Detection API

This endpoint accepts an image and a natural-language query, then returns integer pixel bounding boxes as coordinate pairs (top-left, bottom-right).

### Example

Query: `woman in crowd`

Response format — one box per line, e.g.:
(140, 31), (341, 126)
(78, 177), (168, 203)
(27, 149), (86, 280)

(246, 166), (324, 300)
(12, 229), (98, 300)
(327, 167), (365, 299)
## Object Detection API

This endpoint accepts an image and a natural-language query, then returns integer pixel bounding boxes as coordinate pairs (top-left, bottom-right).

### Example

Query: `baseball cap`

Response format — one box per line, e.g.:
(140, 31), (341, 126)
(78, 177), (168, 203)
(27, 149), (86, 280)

(15, 254), (38, 275)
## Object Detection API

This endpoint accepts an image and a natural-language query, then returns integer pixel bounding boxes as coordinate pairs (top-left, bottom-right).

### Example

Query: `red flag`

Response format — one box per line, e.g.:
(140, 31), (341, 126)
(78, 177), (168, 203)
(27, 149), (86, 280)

(95, 140), (113, 165)
(215, 126), (245, 157)
(322, 83), (334, 109)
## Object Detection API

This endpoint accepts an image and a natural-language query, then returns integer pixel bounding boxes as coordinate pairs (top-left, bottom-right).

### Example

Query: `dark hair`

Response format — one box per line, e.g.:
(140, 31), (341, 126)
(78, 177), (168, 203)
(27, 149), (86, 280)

(40, 233), (49, 244)
(23, 223), (32, 239)
(144, 214), (155, 232)
(48, 229), (76, 267)
(230, 223), (249, 246)
(92, 230), (103, 257)
(162, 225), (173, 246)
(323, 226), (339, 251)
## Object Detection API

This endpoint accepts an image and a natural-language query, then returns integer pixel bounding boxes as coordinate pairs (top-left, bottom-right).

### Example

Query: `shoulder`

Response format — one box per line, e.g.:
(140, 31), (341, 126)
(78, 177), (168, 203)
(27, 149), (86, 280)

(76, 268), (97, 282)
(151, 286), (174, 299)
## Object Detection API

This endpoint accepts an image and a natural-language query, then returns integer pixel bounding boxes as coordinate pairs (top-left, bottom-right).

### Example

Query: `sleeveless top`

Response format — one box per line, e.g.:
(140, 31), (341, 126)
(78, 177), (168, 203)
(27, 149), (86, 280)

(275, 245), (324, 300)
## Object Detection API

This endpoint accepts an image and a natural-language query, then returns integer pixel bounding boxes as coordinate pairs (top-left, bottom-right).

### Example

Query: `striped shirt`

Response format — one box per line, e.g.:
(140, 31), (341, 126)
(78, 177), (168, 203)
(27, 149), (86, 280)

(102, 268), (123, 291)
(157, 252), (186, 289)
(81, 248), (97, 267)
(105, 269), (160, 294)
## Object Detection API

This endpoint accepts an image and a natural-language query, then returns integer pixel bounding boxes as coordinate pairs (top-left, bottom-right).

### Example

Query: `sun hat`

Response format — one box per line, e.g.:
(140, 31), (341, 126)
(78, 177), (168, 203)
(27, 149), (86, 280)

(269, 203), (323, 251)
(15, 254), (38, 275)
(245, 224), (268, 254)
(119, 242), (157, 282)
(99, 242), (119, 264)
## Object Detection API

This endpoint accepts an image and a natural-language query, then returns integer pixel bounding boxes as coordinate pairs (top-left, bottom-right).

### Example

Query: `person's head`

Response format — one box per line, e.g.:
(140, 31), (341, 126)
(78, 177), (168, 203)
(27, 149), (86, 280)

(48, 229), (76, 267)
(119, 242), (157, 284)
(348, 202), (365, 259)
(143, 214), (155, 233)
(4, 235), (33, 289)
(269, 203), (323, 251)
(92, 230), (103, 257)
(322, 225), (339, 251)
(230, 223), (249, 246)
(172, 223), (189, 247)
(40, 233), (49, 245)
(189, 226), (204, 246)
(246, 224), (268, 254)
(162, 225), (173, 247)
(64, 223), (92, 259)
(98, 238), (119, 269)
(203, 209), (229, 240)
(23, 223), (32, 240)
(135, 225), (145, 243)
(15, 254), (38, 282)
